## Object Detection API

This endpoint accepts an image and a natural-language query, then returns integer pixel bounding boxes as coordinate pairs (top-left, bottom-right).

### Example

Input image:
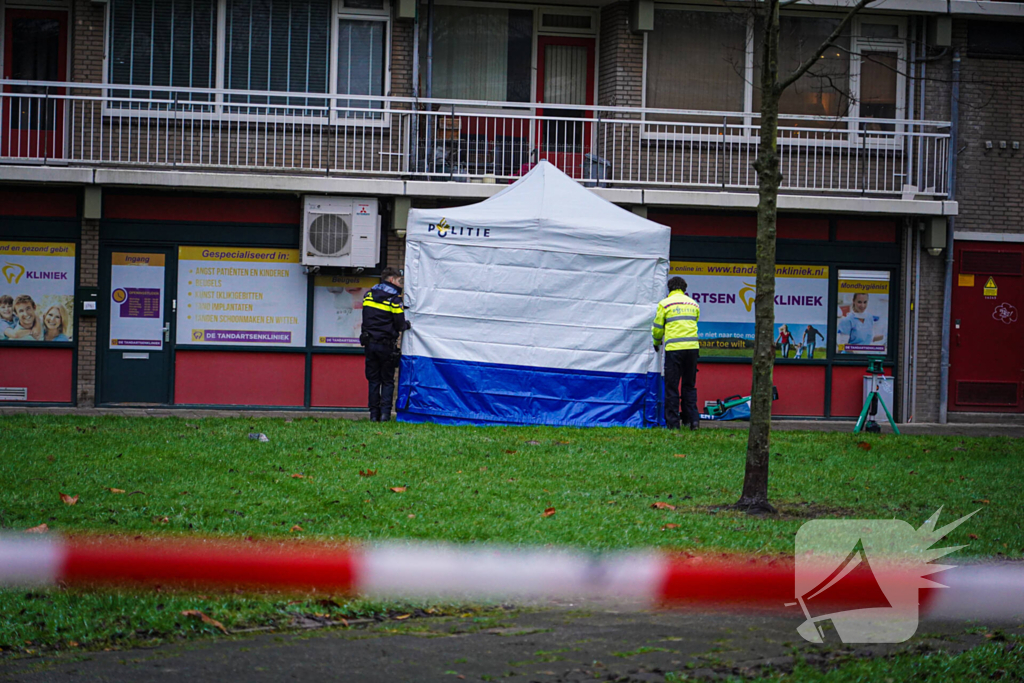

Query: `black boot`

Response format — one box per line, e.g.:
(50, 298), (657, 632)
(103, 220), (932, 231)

(380, 410), (391, 422)
(369, 410), (380, 422)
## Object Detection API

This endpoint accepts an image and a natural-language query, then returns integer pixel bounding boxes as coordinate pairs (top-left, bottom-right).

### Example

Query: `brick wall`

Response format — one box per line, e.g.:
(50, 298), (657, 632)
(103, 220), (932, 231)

(909, 20), (1024, 421)
(71, 0), (105, 84)
(76, 219), (99, 406)
(598, 2), (643, 110)
(391, 15), (414, 98)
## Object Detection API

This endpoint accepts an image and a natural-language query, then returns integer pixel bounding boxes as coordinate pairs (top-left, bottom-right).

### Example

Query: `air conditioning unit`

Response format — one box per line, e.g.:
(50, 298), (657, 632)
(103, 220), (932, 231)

(302, 196), (380, 268)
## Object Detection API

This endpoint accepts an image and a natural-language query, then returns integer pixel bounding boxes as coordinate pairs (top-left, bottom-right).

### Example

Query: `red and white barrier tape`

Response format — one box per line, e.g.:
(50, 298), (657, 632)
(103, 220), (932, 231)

(1, 536), (1022, 621)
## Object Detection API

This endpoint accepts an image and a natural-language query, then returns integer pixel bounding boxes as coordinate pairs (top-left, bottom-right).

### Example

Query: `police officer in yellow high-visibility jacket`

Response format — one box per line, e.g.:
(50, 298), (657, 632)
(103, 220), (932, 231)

(652, 277), (701, 430)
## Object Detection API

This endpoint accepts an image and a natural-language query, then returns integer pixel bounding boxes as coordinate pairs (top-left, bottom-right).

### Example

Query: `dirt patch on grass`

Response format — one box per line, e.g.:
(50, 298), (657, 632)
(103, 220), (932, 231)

(683, 502), (858, 520)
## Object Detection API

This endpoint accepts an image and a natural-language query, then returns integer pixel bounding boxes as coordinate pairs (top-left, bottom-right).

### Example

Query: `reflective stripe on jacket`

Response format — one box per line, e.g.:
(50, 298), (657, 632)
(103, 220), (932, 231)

(652, 289), (700, 351)
(361, 282), (407, 343)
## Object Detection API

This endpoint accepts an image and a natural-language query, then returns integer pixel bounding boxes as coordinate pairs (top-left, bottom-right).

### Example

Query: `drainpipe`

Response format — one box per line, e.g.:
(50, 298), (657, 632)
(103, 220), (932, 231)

(412, 1), (420, 171)
(906, 19), (916, 188)
(938, 49), (960, 424)
(911, 220), (922, 421)
(425, 0), (434, 170)
(901, 218), (913, 422)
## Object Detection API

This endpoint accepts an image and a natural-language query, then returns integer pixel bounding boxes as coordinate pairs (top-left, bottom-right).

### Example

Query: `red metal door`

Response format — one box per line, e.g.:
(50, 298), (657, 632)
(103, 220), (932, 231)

(2, 9), (67, 159)
(949, 241), (1024, 412)
(535, 36), (595, 178)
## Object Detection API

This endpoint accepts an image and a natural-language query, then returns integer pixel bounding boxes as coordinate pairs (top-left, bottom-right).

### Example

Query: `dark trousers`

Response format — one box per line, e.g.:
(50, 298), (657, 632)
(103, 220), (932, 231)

(365, 341), (398, 420)
(665, 348), (699, 429)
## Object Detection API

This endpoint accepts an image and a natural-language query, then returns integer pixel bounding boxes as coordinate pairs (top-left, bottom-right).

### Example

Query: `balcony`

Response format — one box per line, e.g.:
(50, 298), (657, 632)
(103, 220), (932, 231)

(0, 80), (950, 200)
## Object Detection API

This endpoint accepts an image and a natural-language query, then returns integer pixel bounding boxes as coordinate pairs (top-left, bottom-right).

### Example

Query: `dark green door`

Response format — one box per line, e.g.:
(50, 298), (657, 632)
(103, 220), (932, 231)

(98, 246), (175, 404)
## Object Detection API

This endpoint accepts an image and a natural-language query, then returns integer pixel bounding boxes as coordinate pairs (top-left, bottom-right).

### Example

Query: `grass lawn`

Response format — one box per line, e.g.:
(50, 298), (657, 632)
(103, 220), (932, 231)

(1, 414), (1021, 661)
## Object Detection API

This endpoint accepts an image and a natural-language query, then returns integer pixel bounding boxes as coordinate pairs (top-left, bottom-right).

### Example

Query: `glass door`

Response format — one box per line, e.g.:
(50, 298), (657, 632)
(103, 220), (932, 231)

(535, 36), (594, 178)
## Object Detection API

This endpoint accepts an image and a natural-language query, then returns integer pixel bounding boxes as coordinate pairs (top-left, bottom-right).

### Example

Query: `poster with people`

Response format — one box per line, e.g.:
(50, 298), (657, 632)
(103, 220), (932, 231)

(1, 241), (76, 343)
(109, 253), (165, 350)
(176, 247), (307, 347)
(312, 275), (377, 347)
(836, 270), (890, 355)
(668, 262), (829, 359)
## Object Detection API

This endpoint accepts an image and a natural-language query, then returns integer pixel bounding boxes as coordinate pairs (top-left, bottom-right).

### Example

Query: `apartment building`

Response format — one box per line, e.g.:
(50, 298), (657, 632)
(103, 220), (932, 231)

(0, 0), (1021, 421)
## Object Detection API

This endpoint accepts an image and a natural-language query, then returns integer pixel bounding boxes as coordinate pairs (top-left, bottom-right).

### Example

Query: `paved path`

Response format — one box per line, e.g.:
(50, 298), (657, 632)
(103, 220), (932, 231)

(1, 604), (1020, 683)
(3, 406), (1024, 437)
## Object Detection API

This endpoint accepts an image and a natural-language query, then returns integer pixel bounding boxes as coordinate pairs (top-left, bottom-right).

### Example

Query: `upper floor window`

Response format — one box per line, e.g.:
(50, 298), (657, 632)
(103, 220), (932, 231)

(108, 0), (217, 103)
(106, 0), (390, 118)
(644, 11), (905, 126)
(421, 5), (532, 102)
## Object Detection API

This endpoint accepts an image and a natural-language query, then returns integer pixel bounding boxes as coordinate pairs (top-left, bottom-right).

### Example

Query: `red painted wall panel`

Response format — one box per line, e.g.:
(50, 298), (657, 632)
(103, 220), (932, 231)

(654, 214), (757, 238)
(105, 195), (300, 224)
(777, 217), (829, 241)
(830, 365), (891, 417)
(835, 220), (897, 243)
(695, 362), (825, 417)
(174, 351), (305, 406)
(0, 347), (73, 402)
(310, 354), (368, 408)
(0, 189), (78, 218)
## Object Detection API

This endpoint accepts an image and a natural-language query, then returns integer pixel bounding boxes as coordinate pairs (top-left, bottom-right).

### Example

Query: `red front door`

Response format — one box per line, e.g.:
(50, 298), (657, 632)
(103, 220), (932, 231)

(2, 9), (67, 159)
(535, 36), (595, 179)
(949, 241), (1024, 412)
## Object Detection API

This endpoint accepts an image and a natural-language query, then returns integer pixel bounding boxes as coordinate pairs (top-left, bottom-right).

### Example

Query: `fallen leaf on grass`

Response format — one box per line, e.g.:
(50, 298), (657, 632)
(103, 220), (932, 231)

(59, 493), (79, 505)
(291, 474), (305, 479)
(969, 534), (979, 540)
(651, 502), (676, 510)
(673, 454), (687, 459)
(394, 614), (411, 620)
(972, 499), (990, 504)
(108, 488), (125, 494)
(153, 516), (169, 524)
(290, 525), (304, 532)
(526, 440), (541, 446)
(180, 610), (228, 634)
(857, 442), (872, 451)
(504, 450), (517, 454)
(24, 524), (48, 534)
(662, 523), (680, 530)
(359, 469), (377, 477)
(408, 514), (415, 518)
(542, 507), (556, 518)
(390, 487), (407, 493)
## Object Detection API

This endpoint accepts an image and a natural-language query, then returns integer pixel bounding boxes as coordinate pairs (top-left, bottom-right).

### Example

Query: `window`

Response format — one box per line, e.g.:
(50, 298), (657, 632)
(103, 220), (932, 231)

(422, 5), (532, 102)
(337, 18), (387, 118)
(225, 0), (331, 106)
(644, 12), (905, 129)
(106, 0), (391, 120)
(108, 0), (217, 104)
(754, 17), (851, 118)
(967, 21), (1024, 58)
(645, 10), (746, 115)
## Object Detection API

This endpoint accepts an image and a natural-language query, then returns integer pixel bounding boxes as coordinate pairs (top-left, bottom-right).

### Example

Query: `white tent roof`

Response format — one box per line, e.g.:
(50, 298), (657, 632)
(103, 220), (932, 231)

(406, 161), (669, 260)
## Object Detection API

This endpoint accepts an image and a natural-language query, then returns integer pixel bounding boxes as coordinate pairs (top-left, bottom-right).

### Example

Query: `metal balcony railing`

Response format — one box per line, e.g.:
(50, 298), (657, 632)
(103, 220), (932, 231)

(0, 80), (951, 197)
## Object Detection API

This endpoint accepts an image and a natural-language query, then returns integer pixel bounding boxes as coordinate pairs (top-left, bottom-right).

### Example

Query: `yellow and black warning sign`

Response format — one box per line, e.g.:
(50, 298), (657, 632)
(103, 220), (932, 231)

(983, 276), (998, 298)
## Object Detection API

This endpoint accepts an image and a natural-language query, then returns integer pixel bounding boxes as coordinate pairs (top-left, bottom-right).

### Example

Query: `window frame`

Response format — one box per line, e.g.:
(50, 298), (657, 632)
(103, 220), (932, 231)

(848, 30), (907, 150)
(100, 0), (393, 127)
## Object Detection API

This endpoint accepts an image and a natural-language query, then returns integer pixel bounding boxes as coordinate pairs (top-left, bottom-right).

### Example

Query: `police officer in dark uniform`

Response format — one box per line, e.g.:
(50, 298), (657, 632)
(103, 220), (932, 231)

(360, 267), (410, 422)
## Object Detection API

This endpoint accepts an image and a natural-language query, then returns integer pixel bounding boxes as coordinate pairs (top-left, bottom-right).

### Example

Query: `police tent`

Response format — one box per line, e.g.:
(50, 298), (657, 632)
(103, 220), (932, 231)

(396, 161), (671, 428)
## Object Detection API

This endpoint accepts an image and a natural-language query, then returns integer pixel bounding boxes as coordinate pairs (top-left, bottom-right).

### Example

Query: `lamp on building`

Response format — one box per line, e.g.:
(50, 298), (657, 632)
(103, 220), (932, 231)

(924, 217), (946, 257)
(393, 197), (411, 240)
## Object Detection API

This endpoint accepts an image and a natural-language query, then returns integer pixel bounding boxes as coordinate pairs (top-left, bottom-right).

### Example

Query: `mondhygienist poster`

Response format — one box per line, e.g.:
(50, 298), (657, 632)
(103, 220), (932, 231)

(177, 247), (307, 347)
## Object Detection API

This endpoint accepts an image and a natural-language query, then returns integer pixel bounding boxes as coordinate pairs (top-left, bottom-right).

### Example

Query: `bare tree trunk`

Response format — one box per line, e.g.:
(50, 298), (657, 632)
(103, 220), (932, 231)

(735, 0), (781, 515)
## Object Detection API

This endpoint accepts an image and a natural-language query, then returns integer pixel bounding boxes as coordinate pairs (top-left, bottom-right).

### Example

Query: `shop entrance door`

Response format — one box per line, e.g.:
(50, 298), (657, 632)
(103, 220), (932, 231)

(535, 36), (595, 177)
(2, 8), (67, 159)
(949, 241), (1024, 412)
(98, 247), (175, 405)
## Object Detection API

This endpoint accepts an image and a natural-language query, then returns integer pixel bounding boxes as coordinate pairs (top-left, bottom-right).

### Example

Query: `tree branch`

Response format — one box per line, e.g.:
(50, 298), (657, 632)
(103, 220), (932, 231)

(778, 0), (874, 92)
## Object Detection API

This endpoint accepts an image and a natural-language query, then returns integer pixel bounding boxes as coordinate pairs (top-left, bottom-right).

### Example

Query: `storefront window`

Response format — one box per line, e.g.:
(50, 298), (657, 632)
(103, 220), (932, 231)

(835, 270), (890, 355)
(312, 275), (376, 347)
(0, 241), (75, 344)
(175, 247), (308, 347)
(669, 261), (829, 359)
